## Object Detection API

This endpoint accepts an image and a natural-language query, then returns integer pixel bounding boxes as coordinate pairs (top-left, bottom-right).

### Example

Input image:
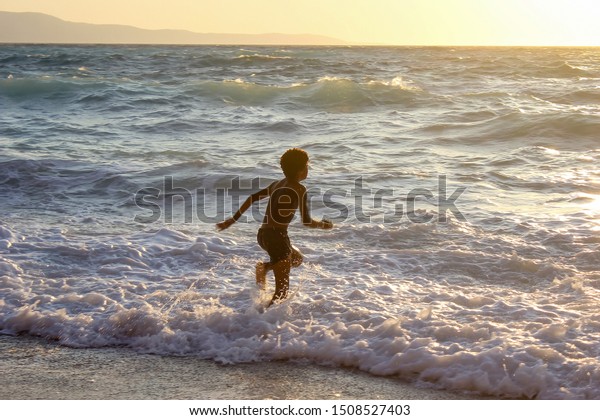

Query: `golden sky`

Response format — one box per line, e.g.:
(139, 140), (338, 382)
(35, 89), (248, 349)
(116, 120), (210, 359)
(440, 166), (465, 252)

(1, 0), (599, 46)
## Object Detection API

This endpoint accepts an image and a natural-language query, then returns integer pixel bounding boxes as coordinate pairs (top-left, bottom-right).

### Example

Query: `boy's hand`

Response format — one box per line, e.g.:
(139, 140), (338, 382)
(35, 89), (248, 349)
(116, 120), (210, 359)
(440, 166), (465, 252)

(216, 218), (235, 231)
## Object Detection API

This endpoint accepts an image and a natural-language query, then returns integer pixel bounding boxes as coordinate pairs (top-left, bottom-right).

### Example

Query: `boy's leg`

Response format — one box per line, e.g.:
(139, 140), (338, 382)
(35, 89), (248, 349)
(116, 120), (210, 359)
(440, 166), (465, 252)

(268, 257), (291, 306)
(290, 246), (303, 268)
(255, 261), (272, 289)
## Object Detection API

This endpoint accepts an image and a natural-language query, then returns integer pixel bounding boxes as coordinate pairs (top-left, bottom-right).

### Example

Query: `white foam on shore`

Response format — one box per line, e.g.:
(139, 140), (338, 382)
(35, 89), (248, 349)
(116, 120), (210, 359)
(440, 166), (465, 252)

(1, 220), (599, 399)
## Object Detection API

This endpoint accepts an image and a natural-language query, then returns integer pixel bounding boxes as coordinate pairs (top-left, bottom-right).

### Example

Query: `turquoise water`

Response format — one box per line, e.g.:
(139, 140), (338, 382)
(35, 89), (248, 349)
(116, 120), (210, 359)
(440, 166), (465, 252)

(1, 45), (599, 398)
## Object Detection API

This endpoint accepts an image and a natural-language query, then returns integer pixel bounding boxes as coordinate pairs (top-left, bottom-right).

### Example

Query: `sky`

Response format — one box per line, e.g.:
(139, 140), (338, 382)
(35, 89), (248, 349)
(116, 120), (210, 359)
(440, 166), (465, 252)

(1, 0), (599, 46)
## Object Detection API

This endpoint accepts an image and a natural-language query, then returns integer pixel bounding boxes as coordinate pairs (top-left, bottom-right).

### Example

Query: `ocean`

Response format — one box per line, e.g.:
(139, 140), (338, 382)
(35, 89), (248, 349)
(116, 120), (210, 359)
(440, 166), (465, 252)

(0, 44), (599, 399)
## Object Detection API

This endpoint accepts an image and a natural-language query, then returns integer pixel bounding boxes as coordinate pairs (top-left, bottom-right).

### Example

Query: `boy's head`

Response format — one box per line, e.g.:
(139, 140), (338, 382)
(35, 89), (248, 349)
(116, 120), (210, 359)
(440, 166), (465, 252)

(280, 148), (309, 180)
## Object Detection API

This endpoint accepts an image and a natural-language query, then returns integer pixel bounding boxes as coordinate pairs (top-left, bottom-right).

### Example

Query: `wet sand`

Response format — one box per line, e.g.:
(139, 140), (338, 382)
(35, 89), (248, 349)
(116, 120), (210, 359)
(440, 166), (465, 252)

(0, 334), (472, 400)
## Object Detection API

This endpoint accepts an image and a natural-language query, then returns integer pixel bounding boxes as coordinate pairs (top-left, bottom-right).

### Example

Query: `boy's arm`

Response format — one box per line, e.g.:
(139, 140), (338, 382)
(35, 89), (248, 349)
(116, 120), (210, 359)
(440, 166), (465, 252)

(299, 186), (333, 229)
(216, 184), (272, 231)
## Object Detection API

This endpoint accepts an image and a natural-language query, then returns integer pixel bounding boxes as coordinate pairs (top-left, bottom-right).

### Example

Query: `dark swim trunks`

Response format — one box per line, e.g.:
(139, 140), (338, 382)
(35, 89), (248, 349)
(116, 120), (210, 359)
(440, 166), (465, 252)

(257, 227), (292, 264)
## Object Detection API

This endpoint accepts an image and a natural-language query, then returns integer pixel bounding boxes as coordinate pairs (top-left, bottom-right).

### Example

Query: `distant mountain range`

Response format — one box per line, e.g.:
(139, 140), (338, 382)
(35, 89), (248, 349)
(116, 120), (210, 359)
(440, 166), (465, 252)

(0, 11), (347, 45)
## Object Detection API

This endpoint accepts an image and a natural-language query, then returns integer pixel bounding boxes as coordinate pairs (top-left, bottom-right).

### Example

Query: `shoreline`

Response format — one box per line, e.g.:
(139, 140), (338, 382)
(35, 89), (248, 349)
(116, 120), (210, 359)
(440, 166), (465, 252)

(0, 334), (473, 400)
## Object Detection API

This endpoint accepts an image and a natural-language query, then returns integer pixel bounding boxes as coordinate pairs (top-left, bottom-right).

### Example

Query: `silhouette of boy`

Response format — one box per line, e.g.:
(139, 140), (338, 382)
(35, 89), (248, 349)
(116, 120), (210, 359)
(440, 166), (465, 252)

(217, 148), (333, 306)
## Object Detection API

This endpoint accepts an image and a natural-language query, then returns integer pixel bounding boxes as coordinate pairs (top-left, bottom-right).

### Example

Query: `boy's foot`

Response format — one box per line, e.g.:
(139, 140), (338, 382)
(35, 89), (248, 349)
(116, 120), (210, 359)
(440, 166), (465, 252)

(255, 262), (267, 290)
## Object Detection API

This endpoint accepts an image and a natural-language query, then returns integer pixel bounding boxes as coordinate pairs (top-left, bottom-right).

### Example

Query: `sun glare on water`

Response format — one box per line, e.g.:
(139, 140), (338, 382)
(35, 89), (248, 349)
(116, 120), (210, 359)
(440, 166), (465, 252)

(588, 195), (600, 216)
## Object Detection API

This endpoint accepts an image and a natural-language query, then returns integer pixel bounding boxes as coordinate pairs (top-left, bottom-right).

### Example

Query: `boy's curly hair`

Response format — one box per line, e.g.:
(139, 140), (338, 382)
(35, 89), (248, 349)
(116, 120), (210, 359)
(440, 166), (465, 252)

(280, 148), (309, 179)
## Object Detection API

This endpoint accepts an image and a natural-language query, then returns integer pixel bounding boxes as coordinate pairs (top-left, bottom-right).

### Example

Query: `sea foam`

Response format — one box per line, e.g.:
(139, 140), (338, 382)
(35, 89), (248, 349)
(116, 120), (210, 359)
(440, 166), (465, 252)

(1, 45), (600, 398)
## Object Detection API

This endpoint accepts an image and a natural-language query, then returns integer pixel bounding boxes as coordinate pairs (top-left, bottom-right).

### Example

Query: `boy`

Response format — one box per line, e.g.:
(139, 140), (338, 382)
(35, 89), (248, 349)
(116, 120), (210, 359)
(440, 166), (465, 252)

(216, 148), (333, 307)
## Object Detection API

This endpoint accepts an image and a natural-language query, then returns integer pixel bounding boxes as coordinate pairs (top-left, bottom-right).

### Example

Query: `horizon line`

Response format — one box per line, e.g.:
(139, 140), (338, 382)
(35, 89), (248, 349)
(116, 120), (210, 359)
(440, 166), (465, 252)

(1, 42), (599, 48)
